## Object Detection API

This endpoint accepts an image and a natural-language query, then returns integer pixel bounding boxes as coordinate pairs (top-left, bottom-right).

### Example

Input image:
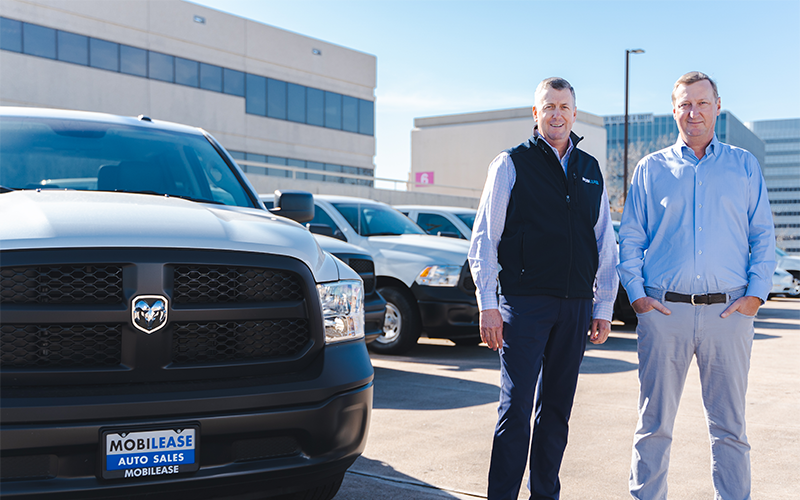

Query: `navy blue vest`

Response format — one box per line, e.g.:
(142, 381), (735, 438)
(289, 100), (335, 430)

(497, 132), (604, 299)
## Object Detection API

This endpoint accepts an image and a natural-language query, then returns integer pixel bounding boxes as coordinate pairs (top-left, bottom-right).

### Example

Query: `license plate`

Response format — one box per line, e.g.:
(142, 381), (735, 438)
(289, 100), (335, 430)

(101, 426), (199, 479)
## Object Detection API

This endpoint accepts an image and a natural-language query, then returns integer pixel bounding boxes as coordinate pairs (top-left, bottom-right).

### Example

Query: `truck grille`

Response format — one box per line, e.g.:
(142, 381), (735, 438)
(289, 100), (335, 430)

(172, 319), (310, 365)
(0, 324), (122, 368)
(345, 258), (375, 294)
(0, 249), (321, 385)
(0, 265), (123, 304)
(173, 266), (303, 303)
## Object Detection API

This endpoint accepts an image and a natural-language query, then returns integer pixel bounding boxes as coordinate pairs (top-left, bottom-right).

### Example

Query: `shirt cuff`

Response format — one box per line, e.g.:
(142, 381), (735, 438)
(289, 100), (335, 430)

(592, 301), (614, 322)
(745, 282), (771, 304)
(477, 290), (498, 311)
(625, 283), (647, 305)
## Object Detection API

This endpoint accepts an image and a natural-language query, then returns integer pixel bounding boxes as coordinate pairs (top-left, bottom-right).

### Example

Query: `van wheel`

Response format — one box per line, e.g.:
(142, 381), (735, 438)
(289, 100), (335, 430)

(369, 287), (420, 355)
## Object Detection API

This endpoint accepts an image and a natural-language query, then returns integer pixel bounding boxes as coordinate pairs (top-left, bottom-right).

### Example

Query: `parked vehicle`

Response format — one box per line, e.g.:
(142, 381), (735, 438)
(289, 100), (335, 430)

(770, 267), (799, 298)
(262, 195), (480, 354)
(0, 107), (372, 500)
(262, 197), (386, 344)
(394, 205), (476, 240)
(775, 247), (800, 297)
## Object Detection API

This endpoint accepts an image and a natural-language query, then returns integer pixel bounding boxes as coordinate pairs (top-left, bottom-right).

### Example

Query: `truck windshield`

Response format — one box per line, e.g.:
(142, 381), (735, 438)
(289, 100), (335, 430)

(0, 116), (256, 208)
(456, 212), (476, 230)
(332, 202), (425, 236)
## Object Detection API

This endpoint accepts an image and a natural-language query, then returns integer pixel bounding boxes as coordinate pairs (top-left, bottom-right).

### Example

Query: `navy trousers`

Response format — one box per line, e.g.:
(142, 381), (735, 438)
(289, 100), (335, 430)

(487, 295), (592, 500)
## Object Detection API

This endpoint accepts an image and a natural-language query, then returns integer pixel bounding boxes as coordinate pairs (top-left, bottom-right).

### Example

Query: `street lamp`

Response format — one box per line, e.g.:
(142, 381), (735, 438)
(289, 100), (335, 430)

(623, 48), (645, 203)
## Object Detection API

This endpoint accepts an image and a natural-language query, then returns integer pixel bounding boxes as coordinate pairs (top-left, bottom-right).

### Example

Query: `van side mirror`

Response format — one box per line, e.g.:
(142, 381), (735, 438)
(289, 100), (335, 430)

(270, 190), (315, 223)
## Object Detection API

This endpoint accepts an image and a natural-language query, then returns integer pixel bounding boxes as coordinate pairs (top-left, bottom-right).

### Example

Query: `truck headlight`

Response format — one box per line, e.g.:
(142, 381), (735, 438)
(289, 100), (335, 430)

(317, 280), (364, 343)
(415, 265), (461, 287)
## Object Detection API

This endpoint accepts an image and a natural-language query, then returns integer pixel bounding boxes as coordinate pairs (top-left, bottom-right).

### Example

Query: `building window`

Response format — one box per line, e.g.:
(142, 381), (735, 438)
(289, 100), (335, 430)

(149, 51), (174, 82)
(89, 38), (119, 71)
(175, 57), (199, 87)
(342, 96), (358, 133)
(57, 31), (88, 65)
(287, 83), (306, 123)
(244, 153), (267, 175)
(200, 63), (222, 92)
(359, 99), (374, 136)
(1, 17), (376, 137)
(324, 91), (342, 130)
(245, 74), (266, 116)
(267, 78), (287, 120)
(1, 18), (22, 53)
(306, 88), (325, 127)
(223, 68), (245, 96)
(120, 45), (147, 77)
(23, 22), (56, 59)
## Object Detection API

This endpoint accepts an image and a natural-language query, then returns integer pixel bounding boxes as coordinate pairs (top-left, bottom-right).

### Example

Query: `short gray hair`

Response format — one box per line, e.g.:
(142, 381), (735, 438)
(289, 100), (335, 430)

(672, 71), (719, 103)
(535, 77), (576, 106)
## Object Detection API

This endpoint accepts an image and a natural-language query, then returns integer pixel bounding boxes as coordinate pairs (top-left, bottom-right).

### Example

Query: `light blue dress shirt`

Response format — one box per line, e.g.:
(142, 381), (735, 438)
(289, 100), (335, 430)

(618, 135), (776, 304)
(469, 132), (619, 321)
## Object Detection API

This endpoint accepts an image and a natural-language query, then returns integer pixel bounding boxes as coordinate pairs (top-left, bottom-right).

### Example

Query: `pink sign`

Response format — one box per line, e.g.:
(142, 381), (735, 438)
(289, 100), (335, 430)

(415, 171), (434, 186)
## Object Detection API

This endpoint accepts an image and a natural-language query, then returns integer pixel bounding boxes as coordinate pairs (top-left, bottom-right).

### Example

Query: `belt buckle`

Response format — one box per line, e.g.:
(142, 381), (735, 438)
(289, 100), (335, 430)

(691, 294), (698, 306)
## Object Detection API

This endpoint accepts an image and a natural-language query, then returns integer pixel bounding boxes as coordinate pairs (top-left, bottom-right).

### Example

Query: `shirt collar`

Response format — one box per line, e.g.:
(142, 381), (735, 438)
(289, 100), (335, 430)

(674, 134), (720, 160)
(532, 127), (574, 162)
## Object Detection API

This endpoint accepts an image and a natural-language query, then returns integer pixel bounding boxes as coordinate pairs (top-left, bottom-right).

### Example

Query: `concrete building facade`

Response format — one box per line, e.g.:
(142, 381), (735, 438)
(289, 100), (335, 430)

(410, 107), (607, 198)
(0, 0), (377, 188)
(748, 118), (800, 253)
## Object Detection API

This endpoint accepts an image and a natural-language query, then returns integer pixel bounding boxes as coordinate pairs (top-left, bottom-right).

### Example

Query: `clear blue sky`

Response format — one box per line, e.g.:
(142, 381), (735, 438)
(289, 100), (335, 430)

(190, 0), (800, 184)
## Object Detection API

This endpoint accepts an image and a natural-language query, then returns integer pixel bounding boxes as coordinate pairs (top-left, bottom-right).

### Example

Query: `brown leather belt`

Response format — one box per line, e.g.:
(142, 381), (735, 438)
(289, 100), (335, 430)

(664, 292), (727, 305)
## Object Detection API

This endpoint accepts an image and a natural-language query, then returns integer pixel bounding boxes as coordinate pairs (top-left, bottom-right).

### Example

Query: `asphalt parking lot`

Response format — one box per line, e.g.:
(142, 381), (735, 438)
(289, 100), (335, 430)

(335, 298), (800, 499)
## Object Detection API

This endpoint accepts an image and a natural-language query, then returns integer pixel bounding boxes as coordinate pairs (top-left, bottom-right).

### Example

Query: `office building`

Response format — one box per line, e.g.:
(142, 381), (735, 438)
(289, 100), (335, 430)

(0, 0), (376, 189)
(410, 107), (607, 198)
(748, 119), (800, 253)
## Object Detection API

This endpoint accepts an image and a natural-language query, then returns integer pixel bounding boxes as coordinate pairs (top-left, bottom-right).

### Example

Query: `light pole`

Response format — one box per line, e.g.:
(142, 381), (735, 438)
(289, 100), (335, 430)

(624, 48), (644, 203)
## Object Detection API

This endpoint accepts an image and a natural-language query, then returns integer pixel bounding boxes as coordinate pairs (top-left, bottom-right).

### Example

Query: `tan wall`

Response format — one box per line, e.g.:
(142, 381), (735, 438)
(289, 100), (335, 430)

(410, 107), (607, 197)
(247, 174), (479, 209)
(0, 0), (376, 169)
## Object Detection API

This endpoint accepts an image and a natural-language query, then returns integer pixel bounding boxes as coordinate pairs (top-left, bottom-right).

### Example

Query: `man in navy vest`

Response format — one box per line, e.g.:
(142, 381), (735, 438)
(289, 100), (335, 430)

(468, 77), (618, 500)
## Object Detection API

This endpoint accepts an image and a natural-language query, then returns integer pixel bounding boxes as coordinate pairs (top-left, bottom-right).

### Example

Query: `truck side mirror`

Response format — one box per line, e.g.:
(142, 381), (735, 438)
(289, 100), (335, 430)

(270, 190), (314, 223)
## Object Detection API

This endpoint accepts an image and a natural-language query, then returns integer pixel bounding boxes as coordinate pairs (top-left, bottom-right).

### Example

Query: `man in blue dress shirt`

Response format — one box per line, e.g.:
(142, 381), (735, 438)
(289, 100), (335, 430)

(618, 71), (776, 500)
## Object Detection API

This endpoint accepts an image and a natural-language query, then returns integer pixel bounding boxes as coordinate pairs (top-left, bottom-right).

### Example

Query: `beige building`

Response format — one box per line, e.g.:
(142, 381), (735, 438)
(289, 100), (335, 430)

(0, 0), (377, 188)
(410, 107), (607, 197)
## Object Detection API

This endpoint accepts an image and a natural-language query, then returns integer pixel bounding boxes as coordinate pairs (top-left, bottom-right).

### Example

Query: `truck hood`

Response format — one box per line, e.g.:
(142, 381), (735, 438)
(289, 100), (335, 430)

(364, 234), (470, 286)
(0, 191), (339, 282)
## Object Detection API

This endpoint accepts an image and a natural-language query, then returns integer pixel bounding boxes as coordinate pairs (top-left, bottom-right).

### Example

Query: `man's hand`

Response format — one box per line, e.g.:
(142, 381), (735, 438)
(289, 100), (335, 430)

(589, 319), (611, 345)
(480, 309), (504, 351)
(631, 297), (672, 315)
(721, 296), (761, 318)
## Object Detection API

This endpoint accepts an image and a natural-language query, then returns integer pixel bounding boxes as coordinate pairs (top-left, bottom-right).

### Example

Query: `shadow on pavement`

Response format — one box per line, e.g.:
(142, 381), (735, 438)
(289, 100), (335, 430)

(579, 354), (638, 374)
(372, 366), (498, 410)
(373, 341), (500, 372)
(586, 335), (638, 352)
(340, 457), (462, 499)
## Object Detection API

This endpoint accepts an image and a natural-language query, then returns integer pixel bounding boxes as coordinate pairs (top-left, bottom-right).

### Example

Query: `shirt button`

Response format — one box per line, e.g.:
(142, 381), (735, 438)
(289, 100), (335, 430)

(698, 204), (703, 208)
(697, 275), (701, 279)
(699, 181), (703, 185)
(698, 227), (703, 231)
(698, 250), (703, 255)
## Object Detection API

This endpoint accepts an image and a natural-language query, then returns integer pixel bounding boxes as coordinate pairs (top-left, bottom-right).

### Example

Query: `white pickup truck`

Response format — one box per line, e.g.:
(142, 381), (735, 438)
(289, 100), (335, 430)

(262, 195), (480, 354)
